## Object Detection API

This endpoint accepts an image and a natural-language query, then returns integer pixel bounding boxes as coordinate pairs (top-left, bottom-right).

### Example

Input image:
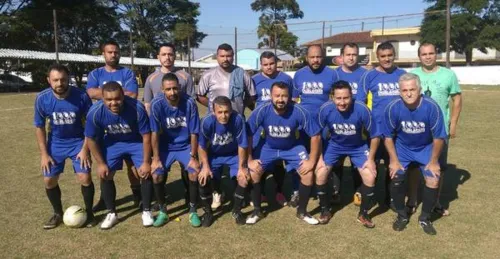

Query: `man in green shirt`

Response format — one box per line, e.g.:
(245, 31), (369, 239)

(408, 42), (463, 215)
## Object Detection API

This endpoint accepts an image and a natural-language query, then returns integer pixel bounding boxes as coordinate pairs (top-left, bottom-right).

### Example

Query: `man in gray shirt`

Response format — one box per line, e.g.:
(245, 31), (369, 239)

(197, 43), (256, 115)
(144, 43), (195, 113)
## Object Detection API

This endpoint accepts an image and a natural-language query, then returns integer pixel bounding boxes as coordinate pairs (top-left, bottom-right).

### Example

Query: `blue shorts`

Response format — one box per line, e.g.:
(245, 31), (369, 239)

(209, 155), (239, 180)
(45, 140), (90, 177)
(254, 144), (309, 173)
(396, 144), (438, 179)
(103, 142), (144, 172)
(155, 147), (196, 175)
(323, 144), (369, 169)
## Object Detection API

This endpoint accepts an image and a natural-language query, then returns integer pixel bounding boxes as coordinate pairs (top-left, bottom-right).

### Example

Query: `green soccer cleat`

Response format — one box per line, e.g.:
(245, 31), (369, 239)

(153, 211), (169, 227)
(189, 212), (201, 227)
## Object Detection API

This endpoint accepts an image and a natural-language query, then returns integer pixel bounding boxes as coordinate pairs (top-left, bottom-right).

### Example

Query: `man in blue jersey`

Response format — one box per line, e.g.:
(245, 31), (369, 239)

(358, 41), (406, 208)
(334, 42), (368, 206)
(251, 51), (295, 206)
(247, 82), (321, 225)
(315, 80), (380, 227)
(198, 96), (249, 226)
(34, 64), (95, 229)
(384, 73), (447, 235)
(150, 73), (202, 228)
(85, 82), (154, 230)
(86, 40), (143, 212)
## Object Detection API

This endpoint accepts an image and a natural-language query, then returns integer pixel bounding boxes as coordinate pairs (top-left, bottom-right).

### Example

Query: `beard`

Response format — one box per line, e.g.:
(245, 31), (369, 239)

(52, 85), (69, 96)
(308, 63), (324, 73)
(167, 94), (179, 102)
(273, 101), (287, 112)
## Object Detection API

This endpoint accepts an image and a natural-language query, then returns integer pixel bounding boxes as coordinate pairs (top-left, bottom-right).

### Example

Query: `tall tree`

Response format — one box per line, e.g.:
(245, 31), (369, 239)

(251, 0), (303, 55)
(420, 0), (500, 65)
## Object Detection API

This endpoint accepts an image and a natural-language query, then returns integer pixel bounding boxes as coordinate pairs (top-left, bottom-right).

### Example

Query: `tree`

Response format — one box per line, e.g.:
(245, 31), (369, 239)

(420, 0), (500, 65)
(251, 0), (303, 55)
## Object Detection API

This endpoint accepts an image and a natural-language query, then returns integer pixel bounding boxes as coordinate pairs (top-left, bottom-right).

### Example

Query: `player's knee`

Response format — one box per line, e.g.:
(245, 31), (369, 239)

(188, 172), (198, 182)
(315, 167), (328, 185)
(300, 171), (314, 186)
(237, 176), (248, 188)
(76, 173), (92, 186)
(44, 176), (58, 188)
(391, 173), (405, 188)
(424, 177), (439, 189)
(152, 174), (164, 184)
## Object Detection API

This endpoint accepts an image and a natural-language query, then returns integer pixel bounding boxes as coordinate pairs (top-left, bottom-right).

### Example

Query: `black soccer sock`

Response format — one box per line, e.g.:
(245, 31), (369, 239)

(153, 182), (166, 212)
(331, 170), (341, 195)
(298, 183), (312, 215)
(130, 184), (142, 204)
(181, 167), (190, 190)
(420, 186), (438, 221)
(390, 174), (407, 218)
(260, 174), (267, 196)
(189, 180), (198, 213)
(274, 163), (286, 193)
(359, 184), (375, 215)
(141, 178), (153, 211)
(199, 179), (213, 212)
(251, 182), (262, 212)
(233, 184), (246, 213)
(101, 180), (116, 213)
(81, 182), (95, 217)
(212, 178), (222, 194)
(316, 184), (329, 211)
(46, 185), (63, 216)
(352, 166), (362, 192)
(385, 166), (392, 204)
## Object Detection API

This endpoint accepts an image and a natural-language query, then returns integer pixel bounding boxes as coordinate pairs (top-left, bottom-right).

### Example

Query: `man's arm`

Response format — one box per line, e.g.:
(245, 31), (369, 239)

(86, 136), (105, 165)
(309, 135), (321, 165)
(449, 93), (462, 138)
(197, 95), (209, 107)
(244, 95), (256, 111)
(124, 91), (138, 99)
(87, 88), (102, 100)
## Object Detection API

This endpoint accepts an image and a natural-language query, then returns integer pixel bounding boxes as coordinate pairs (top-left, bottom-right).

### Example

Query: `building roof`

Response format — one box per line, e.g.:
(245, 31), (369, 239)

(371, 27), (420, 37)
(0, 48), (217, 69)
(240, 48), (295, 61)
(302, 31), (372, 46)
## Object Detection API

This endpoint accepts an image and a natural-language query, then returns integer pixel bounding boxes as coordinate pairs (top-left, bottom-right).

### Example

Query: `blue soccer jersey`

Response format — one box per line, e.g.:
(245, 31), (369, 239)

(85, 96), (150, 145)
(34, 87), (92, 144)
(318, 101), (379, 149)
(293, 66), (339, 118)
(150, 94), (200, 152)
(383, 96), (447, 151)
(86, 67), (139, 96)
(357, 68), (406, 121)
(335, 66), (367, 99)
(252, 72), (296, 107)
(199, 112), (248, 156)
(247, 102), (320, 150)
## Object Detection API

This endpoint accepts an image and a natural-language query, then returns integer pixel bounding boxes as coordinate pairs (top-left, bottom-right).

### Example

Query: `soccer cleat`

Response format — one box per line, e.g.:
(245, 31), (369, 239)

(189, 212), (201, 227)
(296, 212), (319, 225)
(357, 213), (375, 228)
(275, 192), (287, 206)
(43, 214), (62, 229)
(100, 213), (119, 230)
(92, 199), (106, 213)
(201, 211), (213, 228)
(245, 210), (264, 225)
(85, 214), (98, 228)
(318, 209), (333, 225)
(232, 211), (246, 225)
(153, 211), (169, 227)
(419, 220), (437, 235)
(141, 211), (154, 227)
(289, 191), (299, 208)
(392, 215), (409, 231)
(211, 192), (222, 210)
(353, 192), (362, 206)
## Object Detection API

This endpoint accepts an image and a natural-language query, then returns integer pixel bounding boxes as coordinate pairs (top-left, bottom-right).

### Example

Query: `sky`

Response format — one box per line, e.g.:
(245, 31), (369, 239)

(193, 0), (431, 59)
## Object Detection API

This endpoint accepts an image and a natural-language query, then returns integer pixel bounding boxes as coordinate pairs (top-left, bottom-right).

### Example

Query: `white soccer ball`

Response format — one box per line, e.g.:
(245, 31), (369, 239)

(63, 205), (87, 228)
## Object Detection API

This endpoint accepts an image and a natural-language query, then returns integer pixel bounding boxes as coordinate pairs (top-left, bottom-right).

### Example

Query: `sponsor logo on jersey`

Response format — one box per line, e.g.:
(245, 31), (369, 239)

(268, 125), (291, 138)
(401, 121), (426, 134)
(165, 117), (187, 129)
(302, 81), (324, 94)
(350, 82), (358, 95)
(212, 132), (234, 146)
(106, 123), (132, 134)
(260, 88), (271, 101)
(377, 82), (399, 96)
(298, 151), (308, 160)
(332, 123), (357, 135)
(51, 112), (76, 125)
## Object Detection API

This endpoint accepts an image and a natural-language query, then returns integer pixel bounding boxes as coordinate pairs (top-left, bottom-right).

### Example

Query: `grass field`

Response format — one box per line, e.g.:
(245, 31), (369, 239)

(0, 86), (499, 258)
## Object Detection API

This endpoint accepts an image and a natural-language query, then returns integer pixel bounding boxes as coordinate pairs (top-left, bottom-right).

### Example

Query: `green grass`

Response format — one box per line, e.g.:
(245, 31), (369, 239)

(0, 87), (499, 258)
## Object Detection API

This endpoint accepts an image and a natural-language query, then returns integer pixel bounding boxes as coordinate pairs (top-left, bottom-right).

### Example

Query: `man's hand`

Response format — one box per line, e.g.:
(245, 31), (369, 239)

(198, 167), (213, 186)
(362, 159), (377, 177)
(187, 157), (200, 173)
(298, 159), (315, 175)
(41, 154), (55, 175)
(248, 159), (263, 175)
(425, 161), (441, 178)
(237, 167), (251, 183)
(389, 160), (405, 179)
(76, 149), (91, 170)
(138, 162), (151, 179)
(97, 163), (111, 180)
(449, 123), (457, 139)
(151, 158), (163, 174)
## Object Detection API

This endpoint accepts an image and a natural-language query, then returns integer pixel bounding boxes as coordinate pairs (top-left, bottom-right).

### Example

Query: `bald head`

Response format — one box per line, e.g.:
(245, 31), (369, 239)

(307, 45), (323, 70)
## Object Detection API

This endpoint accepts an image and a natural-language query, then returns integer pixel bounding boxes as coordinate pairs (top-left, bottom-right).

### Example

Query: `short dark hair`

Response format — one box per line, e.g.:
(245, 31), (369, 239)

(270, 81), (289, 93)
(212, 96), (232, 110)
(307, 44), (324, 56)
(260, 51), (277, 62)
(417, 42), (436, 56)
(47, 63), (69, 77)
(161, 73), (179, 84)
(217, 43), (233, 53)
(341, 42), (359, 55)
(376, 41), (395, 53)
(330, 80), (352, 95)
(158, 43), (176, 54)
(102, 81), (124, 95)
(100, 40), (120, 52)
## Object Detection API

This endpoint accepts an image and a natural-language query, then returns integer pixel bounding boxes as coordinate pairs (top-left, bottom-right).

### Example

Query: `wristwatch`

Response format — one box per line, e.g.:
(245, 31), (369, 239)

(190, 152), (198, 159)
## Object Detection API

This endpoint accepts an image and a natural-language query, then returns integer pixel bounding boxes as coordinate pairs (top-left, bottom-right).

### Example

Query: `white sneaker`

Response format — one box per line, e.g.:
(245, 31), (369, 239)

(142, 211), (154, 227)
(100, 213), (119, 229)
(245, 211), (264, 225)
(211, 192), (222, 210)
(297, 213), (319, 225)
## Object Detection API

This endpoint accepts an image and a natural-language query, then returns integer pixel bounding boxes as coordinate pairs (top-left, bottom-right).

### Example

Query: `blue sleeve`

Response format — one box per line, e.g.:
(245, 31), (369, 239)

(198, 116), (211, 150)
(82, 93), (93, 115)
(33, 95), (46, 127)
(235, 115), (248, 148)
(84, 108), (101, 139)
(123, 70), (139, 94)
(86, 70), (99, 89)
(383, 102), (398, 138)
(292, 75), (301, 99)
(429, 100), (447, 139)
(246, 107), (262, 136)
(361, 104), (379, 138)
(301, 108), (321, 137)
(149, 101), (161, 133)
(318, 104), (329, 129)
(188, 99), (200, 134)
(136, 103), (150, 135)
(288, 77), (299, 99)
(357, 71), (369, 103)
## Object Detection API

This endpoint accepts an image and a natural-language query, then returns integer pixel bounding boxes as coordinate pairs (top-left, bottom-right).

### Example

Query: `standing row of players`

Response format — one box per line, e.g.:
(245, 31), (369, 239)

(35, 39), (461, 235)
